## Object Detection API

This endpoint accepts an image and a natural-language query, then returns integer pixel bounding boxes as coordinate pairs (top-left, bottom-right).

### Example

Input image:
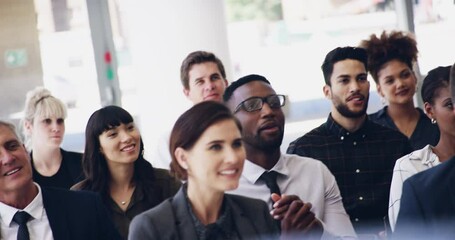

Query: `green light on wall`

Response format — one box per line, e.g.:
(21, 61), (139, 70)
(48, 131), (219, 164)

(107, 66), (114, 80)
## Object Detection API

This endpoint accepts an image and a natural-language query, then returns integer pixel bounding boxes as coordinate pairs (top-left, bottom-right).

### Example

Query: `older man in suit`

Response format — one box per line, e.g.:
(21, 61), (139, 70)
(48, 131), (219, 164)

(394, 63), (455, 240)
(0, 120), (121, 240)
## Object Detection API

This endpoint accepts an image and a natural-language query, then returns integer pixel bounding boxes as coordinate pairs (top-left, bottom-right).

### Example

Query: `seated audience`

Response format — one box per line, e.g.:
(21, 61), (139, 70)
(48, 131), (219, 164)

(129, 101), (312, 239)
(287, 46), (412, 237)
(72, 105), (180, 239)
(224, 74), (356, 239)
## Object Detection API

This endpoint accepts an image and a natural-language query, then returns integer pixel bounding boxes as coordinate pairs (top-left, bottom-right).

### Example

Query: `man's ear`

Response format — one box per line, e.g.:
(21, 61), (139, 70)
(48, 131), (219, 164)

(183, 88), (190, 98)
(323, 85), (332, 99)
(174, 147), (189, 170)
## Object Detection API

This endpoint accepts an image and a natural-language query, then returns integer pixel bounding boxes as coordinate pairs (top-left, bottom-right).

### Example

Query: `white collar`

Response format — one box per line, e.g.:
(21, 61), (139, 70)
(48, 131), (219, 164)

(0, 183), (45, 226)
(408, 144), (440, 167)
(242, 153), (290, 184)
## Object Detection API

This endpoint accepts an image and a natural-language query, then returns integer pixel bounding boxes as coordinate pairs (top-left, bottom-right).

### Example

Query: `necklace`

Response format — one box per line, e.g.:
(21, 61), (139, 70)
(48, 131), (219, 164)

(121, 201), (127, 205)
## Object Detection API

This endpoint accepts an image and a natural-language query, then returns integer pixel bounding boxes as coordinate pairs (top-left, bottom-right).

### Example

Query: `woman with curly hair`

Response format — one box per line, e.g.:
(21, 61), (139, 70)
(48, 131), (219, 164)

(360, 30), (439, 150)
(21, 86), (83, 189)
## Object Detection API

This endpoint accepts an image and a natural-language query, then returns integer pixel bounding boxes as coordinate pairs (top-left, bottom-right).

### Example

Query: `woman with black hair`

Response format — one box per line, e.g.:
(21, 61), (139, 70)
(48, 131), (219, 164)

(72, 105), (180, 239)
(388, 65), (455, 231)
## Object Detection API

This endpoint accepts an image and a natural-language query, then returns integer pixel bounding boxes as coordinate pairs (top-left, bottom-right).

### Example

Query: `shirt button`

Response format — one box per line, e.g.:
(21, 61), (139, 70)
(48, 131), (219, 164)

(340, 136), (344, 140)
(346, 132), (350, 135)
(356, 169), (360, 173)
(355, 218), (359, 222)
(359, 196), (363, 200)
(362, 134), (366, 138)
(353, 141), (357, 146)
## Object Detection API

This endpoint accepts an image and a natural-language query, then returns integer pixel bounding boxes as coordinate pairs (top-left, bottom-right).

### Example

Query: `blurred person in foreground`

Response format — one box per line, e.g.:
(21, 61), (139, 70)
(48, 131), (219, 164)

(129, 101), (314, 239)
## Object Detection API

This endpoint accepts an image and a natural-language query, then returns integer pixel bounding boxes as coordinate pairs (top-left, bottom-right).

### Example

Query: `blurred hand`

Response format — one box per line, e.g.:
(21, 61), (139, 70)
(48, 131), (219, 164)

(270, 194), (323, 239)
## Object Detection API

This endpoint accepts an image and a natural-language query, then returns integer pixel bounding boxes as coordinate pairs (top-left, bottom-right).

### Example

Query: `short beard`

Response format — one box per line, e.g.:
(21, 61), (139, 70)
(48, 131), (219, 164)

(335, 103), (367, 118)
(254, 129), (284, 152)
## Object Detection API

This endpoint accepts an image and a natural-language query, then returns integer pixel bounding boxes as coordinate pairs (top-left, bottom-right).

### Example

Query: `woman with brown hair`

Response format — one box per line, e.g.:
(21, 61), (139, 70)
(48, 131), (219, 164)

(360, 31), (439, 150)
(129, 101), (282, 239)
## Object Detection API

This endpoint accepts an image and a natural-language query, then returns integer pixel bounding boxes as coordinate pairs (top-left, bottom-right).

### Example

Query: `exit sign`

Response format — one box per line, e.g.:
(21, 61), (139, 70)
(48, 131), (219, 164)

(4, 49), (28, 68)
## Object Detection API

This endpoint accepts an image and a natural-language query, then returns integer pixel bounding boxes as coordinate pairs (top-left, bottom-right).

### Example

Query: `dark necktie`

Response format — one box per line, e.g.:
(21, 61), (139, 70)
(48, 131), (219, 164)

(13, 211), (32, 240)
(260, 171), (282, 230)
(260, 171), (281, 196)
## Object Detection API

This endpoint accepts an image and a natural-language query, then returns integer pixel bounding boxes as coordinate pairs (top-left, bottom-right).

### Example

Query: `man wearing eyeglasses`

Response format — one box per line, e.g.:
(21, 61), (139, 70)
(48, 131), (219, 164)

(286, 47), (412, 237)
(224, 74), (356, 239)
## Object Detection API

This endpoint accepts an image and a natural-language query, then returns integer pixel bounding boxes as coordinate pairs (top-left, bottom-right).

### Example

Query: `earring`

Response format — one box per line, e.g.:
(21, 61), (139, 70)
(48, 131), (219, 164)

(380, 97), (387, 105)
(431, 118), (437, 124)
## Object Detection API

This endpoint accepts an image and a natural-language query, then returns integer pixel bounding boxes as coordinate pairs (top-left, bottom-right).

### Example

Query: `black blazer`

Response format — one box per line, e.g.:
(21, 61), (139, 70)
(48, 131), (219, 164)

(394, 157), (455, 239)
(42, 187), (121, 240)
(128, 187), (279, 240)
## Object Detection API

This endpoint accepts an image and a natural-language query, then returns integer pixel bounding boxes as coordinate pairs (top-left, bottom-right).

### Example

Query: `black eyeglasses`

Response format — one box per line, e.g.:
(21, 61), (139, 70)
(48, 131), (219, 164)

(234, 94), (286, 113)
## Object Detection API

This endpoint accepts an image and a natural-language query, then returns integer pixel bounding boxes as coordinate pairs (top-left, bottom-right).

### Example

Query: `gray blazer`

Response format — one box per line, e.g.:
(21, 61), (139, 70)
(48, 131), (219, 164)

(128, 187), (279, 240)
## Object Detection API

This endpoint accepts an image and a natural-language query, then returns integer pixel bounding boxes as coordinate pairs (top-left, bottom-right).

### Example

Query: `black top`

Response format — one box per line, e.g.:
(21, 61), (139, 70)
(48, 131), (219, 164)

(31, 148), (83, 189)
(369, 106), (440, 150)
(184, 185), (240, 240)
(287, 114), (412, 235)
(73, 162), (181, 240)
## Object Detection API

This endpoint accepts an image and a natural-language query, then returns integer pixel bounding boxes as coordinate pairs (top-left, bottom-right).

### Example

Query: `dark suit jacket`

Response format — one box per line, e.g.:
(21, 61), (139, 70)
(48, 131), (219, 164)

(128, 187), (279, 240)
(393, 157), (455, 239)
(42, 187), (122, 240)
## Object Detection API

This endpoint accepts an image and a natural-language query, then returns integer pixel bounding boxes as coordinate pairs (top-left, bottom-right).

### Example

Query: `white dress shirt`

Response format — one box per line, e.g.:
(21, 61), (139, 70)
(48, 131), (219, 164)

(229, 153), (356, 239)
(150, 130), (172, 170)
(0, 183), (54, 240)
(388, 144), (441, 231)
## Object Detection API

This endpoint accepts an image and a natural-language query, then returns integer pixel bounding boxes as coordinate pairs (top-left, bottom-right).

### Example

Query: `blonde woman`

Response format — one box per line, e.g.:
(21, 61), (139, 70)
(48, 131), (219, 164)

(21, 87), (83, 189)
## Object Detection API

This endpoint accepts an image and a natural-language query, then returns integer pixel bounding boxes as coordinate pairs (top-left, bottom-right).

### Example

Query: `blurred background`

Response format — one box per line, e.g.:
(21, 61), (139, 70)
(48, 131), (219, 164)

(1, 0), (454, 157)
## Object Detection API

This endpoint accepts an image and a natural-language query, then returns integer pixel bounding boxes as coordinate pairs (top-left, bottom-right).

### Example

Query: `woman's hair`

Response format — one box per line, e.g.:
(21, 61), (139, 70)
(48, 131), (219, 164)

(78, 105), (154, 195)
(169, 101), (242, 180)
(359, 31), (418, 83)
(421, 66), (451, 105)
(21, 87), (67, 150)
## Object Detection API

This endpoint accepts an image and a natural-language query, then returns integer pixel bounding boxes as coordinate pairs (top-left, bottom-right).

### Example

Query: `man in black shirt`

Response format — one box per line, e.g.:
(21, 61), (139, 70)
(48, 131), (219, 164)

(287, 47), (412, 237)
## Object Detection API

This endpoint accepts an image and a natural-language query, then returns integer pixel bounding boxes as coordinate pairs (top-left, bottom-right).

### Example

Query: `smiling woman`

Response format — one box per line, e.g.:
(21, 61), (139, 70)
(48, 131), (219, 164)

(71, 105), (181, 240)
(360, 30), (440, 149)
(128, 101), (280, 240)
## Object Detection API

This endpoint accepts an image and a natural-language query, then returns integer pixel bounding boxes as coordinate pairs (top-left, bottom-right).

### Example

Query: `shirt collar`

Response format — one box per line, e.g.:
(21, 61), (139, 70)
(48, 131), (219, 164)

(242, 154), (289, 184)
(408, 144), (440, 166)
(375, 106), (389, 118)
(0, 182), (44, 226)
(326, 113), (369, 139)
